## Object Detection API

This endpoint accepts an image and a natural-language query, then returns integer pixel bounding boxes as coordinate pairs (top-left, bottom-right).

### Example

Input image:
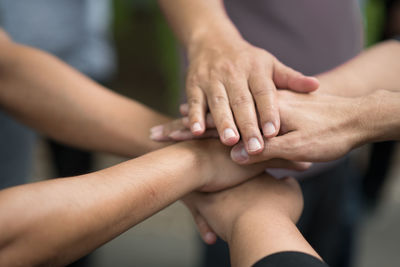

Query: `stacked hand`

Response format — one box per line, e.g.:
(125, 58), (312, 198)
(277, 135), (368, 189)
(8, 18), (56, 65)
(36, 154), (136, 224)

(151, 89), (393, 164)
(183, 173), (303, 244)
(183, 38), (319, 154)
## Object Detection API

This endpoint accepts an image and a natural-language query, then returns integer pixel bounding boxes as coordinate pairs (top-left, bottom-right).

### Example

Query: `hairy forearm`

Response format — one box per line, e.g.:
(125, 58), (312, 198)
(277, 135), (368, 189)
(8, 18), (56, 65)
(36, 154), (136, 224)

(317, 40), (400, 97)
(229, 210), (320, 267)
(0, 143), (205, 266)
(158, 0), (242, 52)
(0, 40), (170, 157)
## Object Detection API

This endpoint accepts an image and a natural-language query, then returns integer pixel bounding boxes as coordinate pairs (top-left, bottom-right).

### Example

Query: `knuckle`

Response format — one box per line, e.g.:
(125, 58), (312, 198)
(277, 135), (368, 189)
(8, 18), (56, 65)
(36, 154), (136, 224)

(209, 94), (228, 106)
(214, 60), (237, 75)
(238, 121), (258, 133)
(252, 86), (271, 98)
(231, 94), (253, 108)
(188, 97), (203, 107)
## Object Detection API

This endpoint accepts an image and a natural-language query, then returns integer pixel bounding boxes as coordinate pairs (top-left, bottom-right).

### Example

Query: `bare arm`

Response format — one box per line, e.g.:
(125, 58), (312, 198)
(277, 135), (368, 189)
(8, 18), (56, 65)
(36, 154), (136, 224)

(0, 140), (273, 266)
(158, 0), (318, 153)
(317, 40), (400, 97)
(0, 34), (169, 157)
(185, 174), (321, 267)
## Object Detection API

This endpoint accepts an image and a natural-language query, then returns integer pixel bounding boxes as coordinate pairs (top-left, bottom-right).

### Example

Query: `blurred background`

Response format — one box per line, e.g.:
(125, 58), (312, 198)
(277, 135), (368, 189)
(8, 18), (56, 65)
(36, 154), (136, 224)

(1, 0), (400, 266)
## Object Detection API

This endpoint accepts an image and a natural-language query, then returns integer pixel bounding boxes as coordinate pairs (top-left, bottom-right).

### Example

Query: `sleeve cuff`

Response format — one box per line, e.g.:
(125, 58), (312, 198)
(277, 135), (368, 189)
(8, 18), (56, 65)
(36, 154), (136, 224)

(252, 251), (329, 267)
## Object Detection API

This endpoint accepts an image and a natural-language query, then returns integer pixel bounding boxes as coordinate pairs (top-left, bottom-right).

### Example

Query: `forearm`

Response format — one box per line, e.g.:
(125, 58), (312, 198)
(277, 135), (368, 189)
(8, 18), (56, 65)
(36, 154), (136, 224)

(158, 0), (243, 52)
(317, 40), (400, 97)
(0, 40), (170, 157)
(0, 143), (204, 266)
(229, 210), (320, 267)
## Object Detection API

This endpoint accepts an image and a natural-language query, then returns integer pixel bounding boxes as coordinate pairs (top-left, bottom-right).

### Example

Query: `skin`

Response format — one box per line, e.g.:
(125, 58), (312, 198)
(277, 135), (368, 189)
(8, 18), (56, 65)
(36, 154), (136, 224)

(186, 174), (322, 267)
(0, 30), (312, 265)
(158, 0), (319, 154)
(151, 40), (400, 163)
(231, 89), (400, 163)
(0, 140), (274, 266)
(0, 29), (169, 158)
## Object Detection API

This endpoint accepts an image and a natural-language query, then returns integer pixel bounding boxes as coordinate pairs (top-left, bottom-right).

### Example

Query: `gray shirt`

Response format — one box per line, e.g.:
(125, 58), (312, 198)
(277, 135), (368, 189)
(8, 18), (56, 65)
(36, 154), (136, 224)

(224, 0), (364, 177)
(225, 0), (364, 75)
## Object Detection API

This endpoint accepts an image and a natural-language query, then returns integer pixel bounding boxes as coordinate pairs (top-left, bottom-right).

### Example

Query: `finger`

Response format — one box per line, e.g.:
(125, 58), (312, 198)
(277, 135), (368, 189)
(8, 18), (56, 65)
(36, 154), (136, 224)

(264, 159), (312, 171)
(248, 73), (280, 138)
(206, 82), (240, 146)
(230, 132), (300, 163)
(226, 78), (264, 154)
(168, 129), (219, 141)
(187, 85), (207, 135)
(183, 115), (215, 129)
(193, 213), (217, 245)
(183, 198), (217, 245)
(206, 113), (216, 128)
(150, 125), (170, 141)
(273, 61), (320, 92)
(150, 118), (187, 141)
(180, 103), (189, 116)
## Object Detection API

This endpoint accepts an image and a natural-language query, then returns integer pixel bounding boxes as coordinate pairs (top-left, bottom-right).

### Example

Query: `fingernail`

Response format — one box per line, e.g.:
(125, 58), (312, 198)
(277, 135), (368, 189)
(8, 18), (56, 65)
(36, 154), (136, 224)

(248, 137), (262, 152)
(168, 130), (182, 139)
(223, 128), (236, 140)
(150, 125), (163, 133)
(204, 232), (215, 244)
(150, 130), (163, 140)
(231, 145), (249, 162)
(263, 122), (276, 136)
(191, 122), (202, 133)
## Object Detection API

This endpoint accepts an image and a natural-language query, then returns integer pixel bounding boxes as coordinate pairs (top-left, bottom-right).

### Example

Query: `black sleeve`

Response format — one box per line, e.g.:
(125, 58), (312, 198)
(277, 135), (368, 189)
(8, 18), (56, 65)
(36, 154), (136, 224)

(252, 251), (329, 267)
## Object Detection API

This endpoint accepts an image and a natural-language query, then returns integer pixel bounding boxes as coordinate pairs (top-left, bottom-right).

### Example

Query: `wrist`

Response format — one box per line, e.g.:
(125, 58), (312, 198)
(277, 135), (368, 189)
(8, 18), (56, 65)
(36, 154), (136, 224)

(360, 90), (400, 143)
(187, 26), (245, 59)
(228, 208), (296, 267)
(172, 141), (214, 190)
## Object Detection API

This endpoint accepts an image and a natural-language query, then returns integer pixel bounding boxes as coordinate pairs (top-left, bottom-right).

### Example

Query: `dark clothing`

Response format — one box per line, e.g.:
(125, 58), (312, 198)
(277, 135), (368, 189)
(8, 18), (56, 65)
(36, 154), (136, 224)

(252, 252), (328, 267)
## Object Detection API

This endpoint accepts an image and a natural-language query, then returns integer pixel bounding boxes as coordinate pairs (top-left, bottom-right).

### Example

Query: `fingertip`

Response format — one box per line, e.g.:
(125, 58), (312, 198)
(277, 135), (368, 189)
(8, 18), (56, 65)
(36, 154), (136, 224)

(246, 137), (264, 155)
(262, 122), (277, 138)
(296, 162), (313, 171)
(150, 125), (166, 141)
(221, 128), (239, 146)
(305, 76), (320, 90)
(191, 121), (205, 135)
(231, 143), (250, 163)
(203, 232), (217, 245)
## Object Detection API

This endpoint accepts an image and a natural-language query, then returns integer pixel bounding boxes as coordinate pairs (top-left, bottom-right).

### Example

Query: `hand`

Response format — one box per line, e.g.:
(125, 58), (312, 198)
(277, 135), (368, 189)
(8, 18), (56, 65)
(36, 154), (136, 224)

(184, 173), (303, 243)
(184, 37), (319, 154)
(231, 90), (375, 163)
(180, 140), (311, 193)
(150, 106), (218, 141)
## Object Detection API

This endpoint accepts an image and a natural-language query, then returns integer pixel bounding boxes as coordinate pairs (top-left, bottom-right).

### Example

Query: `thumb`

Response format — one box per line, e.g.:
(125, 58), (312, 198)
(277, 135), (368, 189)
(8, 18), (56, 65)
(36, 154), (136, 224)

(273, 61), (319, 93)
(231, 133), (299, 164)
